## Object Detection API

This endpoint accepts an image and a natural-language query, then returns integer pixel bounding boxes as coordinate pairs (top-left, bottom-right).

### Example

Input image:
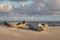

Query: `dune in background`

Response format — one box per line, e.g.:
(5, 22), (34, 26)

(0, 26), (60, 40)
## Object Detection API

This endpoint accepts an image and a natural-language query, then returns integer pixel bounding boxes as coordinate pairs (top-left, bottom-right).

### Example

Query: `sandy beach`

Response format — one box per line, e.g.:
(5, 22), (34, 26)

(0, 26), (60, 40)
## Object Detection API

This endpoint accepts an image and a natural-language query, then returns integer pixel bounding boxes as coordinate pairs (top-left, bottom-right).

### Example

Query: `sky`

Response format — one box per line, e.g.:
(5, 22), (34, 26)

(0, 0), (60, 21)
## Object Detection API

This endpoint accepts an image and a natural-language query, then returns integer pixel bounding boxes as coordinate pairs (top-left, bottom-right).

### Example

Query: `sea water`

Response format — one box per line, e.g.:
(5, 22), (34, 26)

(0, 21), (60, 26)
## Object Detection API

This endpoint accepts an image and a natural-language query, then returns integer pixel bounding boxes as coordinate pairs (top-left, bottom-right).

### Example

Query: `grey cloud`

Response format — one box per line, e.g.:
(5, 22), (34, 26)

(9, 0), (29, 2)
(9, 0), (60, 15)
(20, 0), (50, 15)
(1, 0), (60, 16)
(22, 0), (60, 15)
(49, 0), (60, 11)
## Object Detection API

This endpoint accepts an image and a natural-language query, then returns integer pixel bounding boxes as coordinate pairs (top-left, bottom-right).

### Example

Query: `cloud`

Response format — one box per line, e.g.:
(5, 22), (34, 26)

(0, 3), (13, 12)
(2, 0), (59, 15)
(49, 0), (60, 11)
(20, 0), (60, 15)
(0, 4), (4, 10)
(19, 0), (49, 15)
(0, 0), (57, 21)
(9, 0), (29, 2)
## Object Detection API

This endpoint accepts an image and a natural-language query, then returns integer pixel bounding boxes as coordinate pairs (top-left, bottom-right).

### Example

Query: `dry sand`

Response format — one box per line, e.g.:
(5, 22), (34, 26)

(0, 26), (60, 40)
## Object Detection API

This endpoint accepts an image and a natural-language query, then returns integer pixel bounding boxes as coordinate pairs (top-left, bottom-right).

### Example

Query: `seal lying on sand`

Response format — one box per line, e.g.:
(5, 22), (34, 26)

(3, 21), (27, 28)
(16, 21), (27, 28)
(38, 23), (48, 31)
(28, 23), (48, 31)
(3, 21), (48, 32)
(3, 21), (12, 27)
(42, 24), (48, 30)
(3, 21), (18, 27)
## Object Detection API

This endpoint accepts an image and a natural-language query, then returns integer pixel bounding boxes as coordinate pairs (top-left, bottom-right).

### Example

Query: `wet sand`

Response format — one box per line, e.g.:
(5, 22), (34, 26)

(0, 26), (60, 40)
